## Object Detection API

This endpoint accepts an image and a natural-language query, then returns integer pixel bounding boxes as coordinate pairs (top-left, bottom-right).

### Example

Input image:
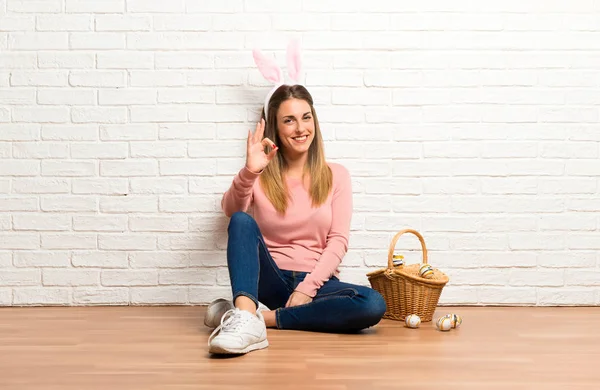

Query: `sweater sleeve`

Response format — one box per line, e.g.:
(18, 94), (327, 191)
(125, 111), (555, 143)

(295, 165), (352, 297)
(221, 166), (261, 217)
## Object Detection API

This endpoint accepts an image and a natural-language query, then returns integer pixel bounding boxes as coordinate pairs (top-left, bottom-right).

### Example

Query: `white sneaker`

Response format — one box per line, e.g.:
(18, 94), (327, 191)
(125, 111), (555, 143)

(208, 308), (268, 354)
(204, 298), (270, 329)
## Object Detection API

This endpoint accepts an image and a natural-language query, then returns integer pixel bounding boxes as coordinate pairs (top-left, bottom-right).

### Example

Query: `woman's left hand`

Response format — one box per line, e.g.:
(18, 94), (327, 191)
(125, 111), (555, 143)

(285, 291), (313, 308)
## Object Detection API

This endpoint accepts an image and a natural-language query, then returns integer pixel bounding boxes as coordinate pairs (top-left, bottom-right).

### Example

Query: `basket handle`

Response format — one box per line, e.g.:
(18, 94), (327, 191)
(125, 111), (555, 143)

(387, 229), (428, 270)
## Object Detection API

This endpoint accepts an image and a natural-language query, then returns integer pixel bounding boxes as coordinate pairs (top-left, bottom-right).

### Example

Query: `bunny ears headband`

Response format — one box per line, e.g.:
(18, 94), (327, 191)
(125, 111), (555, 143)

(252, 39), (303, 121)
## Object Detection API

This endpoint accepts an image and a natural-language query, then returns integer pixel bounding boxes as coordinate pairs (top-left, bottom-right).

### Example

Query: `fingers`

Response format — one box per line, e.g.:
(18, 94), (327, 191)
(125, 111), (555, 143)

(260, 137), (277, 150)
(257, 118), (265, 141)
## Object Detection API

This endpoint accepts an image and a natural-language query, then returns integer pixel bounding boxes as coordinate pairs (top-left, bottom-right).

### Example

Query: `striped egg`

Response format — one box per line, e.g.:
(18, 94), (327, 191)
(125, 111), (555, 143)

(444, 314), (462, 328)
(419, 264), (434, 279)
(405, 314), (421, 328)
(436, 316), (452, 331)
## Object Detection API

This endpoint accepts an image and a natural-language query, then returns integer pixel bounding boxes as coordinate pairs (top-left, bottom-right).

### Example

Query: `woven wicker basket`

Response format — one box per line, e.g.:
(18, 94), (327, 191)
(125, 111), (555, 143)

(366, 229), (449, 322)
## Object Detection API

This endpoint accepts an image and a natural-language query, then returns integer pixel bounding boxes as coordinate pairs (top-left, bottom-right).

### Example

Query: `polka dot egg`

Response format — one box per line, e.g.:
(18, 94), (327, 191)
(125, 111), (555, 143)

(405, 314), (421, 328)
(436, 316), (452, 331)
(419, 264), (434, 279)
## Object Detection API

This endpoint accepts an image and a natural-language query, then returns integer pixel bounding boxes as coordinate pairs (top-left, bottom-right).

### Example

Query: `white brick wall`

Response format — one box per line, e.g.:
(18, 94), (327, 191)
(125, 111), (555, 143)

(1, 1), (599, 307)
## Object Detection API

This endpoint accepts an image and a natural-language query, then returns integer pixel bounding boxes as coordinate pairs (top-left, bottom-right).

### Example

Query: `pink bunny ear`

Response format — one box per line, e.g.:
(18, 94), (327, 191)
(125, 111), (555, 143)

(286, 39), (302, 82)
(252, 49), (283, 84)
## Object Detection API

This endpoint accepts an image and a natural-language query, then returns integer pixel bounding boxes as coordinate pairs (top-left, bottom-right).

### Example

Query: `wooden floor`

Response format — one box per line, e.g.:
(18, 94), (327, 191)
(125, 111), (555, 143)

(0, 306), (599, 390)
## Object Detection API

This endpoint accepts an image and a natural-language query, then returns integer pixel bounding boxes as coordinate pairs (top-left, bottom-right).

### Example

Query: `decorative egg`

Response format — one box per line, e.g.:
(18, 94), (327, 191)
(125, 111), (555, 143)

(436, 316), (452, 331)
(405, 314), (421, 328)
(419, 264), (434, 279)
(393, 254), (404, 267)
(444, 314), (462, 328)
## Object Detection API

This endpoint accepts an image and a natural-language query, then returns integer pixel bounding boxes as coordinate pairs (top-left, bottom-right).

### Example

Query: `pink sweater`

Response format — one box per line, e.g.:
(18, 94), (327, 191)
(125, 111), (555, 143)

(221, 162), (353, 297)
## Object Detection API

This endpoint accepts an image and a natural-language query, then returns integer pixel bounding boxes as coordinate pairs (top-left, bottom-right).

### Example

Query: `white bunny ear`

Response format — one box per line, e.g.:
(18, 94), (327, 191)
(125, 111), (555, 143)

(253, 48), (283, 84)
(286, 39), (302, 83)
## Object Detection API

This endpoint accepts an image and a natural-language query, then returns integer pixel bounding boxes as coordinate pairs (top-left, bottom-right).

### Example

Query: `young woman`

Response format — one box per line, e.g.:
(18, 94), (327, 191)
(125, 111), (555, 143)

(206, 84), (387, 355)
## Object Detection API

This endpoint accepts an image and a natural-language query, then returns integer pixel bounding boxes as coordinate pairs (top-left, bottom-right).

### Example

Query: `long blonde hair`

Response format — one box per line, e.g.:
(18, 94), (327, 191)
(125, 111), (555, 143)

(259, 85), (332, 215)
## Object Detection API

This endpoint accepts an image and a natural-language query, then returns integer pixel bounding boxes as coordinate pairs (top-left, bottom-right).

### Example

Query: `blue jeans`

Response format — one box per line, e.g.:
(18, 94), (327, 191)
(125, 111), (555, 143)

(226, 211), (387, 333)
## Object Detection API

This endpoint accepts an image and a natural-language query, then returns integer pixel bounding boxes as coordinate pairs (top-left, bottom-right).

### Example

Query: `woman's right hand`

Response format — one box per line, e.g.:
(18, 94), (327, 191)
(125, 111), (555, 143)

(246, 119), (278, 174)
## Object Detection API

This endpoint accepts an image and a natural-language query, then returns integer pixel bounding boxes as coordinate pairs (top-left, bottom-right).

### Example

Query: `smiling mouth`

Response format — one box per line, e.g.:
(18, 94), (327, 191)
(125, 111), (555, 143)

(292, 135), (308, 142)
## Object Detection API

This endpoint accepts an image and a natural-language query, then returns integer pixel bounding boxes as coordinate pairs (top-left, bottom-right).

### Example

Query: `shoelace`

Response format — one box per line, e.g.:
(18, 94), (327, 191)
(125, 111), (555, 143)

(208, 308), (250, 346)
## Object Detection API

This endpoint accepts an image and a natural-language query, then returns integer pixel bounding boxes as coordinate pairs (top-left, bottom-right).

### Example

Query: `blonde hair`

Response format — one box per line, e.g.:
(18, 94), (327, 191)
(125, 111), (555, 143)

(259, 85), (332, 215)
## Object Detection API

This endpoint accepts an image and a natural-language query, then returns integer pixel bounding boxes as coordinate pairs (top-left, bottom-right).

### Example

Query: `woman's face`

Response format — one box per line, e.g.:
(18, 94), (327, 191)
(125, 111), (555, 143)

(275, 98), (315, 159)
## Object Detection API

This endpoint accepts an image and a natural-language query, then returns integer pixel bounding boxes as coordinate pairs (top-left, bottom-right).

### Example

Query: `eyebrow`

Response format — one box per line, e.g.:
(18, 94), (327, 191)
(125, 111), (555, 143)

(282, 111), (312, 119)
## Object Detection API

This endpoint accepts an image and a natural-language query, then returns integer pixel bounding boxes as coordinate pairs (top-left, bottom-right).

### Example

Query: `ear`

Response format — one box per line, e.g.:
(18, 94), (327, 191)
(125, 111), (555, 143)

(286, 39), (302, 83)
(253, 49), (283, 84)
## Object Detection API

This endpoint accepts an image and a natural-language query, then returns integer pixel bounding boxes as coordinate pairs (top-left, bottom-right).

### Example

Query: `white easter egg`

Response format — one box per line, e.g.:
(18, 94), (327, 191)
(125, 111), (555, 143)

(436, 316), (452, 331)
(444, 314), (462, 328)
(405, 314), (421, 328)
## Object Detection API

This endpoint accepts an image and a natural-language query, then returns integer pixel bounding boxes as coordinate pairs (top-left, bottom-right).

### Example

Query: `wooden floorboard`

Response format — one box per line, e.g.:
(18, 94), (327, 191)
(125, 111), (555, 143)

(0, 306), (599, 390)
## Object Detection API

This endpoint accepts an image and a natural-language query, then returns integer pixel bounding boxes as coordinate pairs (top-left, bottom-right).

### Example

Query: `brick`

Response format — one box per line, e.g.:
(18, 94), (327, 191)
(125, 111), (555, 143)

(159, 88), (214, 104)
(131, 287), (187, 304)
(540, 214), (596, 231)
(160, 159), (216, 176)
(8, 0), (62, 13)
(510, 269), (564, 287)
(38, 89), (96, 105)
(130, 71), (185, 87)
(189, 286), (232, 304)
(13, 288), (70, 305)
(538, 252), (596, 268)
(71, 143), (128, 159)
(72, 107), (127, 124)
(95, 15), (151, 31)
(13, 142), (69, 158)
(41, 233), (96, 249)
(70, 71), (126, 87)
(100, 124), (157, 140)
(155, 52), (212, 69)
(9, 33), (68, 50)
(537, 288), (596, 305)
(12, 177), (71, 194)
(567, 233), (600, 250)
(130, 178), (187, 194)
(0, 88), (34, 104)
(14, 251), (70, 267)
(43, 269), (99, 286)
(73, 287), (128, 305)
(38, 52), (95, 69)
(159, 269), (215, 285)
(0, 197), (38, 211)
(66, 0), (124, 13)
(41, 196), (97, 212)
(0, 179), (9, 193)
(188, 251), (226, 267)
(0, 52), (36, 67)
(189, 177), (232, 194)
(100, 160), (158, 177)
(130, 106), (187, 122)
(129, 216), (187, 232)
(159, 196), (216, 212)
(72, 178), (128, 195)
(13, 214), (71, 231)
(187, 70), (244, 86)
(0, 289), (11, 305)
(159, 123), (215, 140)
(129, 251), (189, 268)
(98, 234), (156, 250)
(481, 178), (538, 195)
(8, 70), (66, 87)
(73, 215), (127, 232)
(42, 160), (95, 176)
(42, 124), (98, 141)
(130, 142), (186, 158)
(99, 89), (156, 105)
(436, 286), (478, 305)
(99, 196), (158, 213)
(154, 15), (210, 31)
(101, 270), (157, 286)
(72, 251), (128, 268)
(0, 160), (40, 176)
(36, 15), (92, 31)
(478, 287), (536, 305)
(0, 269), (40, 286)
(13, 106), (69, 122)
(157, 234), (214, 250)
